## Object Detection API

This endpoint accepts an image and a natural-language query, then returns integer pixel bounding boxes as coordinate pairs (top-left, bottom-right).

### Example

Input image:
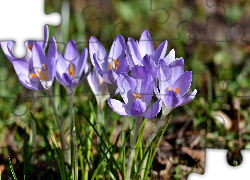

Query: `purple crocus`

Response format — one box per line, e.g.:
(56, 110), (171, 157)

(11, 36), (57, 91)
(89, 35), (129, 96)
(56, 40), (90, 93)
(108, 65), (161, 120)
(155, 58), (197, 114)
(126, 29), (177, 78)
(1, 25), (49, 62)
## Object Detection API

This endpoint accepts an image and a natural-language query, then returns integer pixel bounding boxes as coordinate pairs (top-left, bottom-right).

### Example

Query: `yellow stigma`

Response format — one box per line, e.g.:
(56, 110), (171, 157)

(109, 59), (119, 72)
(133, 93), (143, 101)
(69, 64), (75, 77)
(28, 44), (33, 51)
(168, 87), (179, 94)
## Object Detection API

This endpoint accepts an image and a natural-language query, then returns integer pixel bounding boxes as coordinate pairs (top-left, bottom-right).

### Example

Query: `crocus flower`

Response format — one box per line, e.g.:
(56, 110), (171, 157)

(1, 25), (49, 62)
(11, 36), (57, 91)
(89, 35), (129, 96)
(85, 63), (109, 106)
(108, 65), (161, 120)
(155, 58), (197, 114)
(126, 29), (177, 78)
(56, 40), (90, 94)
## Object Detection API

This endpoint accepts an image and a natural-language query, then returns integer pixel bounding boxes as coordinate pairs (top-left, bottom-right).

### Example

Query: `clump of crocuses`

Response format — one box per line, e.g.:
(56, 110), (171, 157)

(1, 28), (197, 180)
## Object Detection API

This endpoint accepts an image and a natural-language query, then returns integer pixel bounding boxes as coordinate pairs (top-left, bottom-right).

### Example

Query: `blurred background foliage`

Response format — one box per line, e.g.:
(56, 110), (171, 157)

(1, 0), (250, 179)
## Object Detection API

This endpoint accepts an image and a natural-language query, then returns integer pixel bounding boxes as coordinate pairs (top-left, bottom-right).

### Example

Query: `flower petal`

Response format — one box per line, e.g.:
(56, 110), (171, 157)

(164, 49), (175, 64)
(130, 99), (147, 117)
(158, 59), (171, 94)
(126, 37), (142, 69)
(154, 40), (168, 65)
(168, 57), (184, 85)
(108, 35), (126, 64)
(93, 53), (104, 76)
(177, 89), (197, 106)
(142, 54), (157, 79)
(89, 36), (108, 71)
(102, 69), (118, 84)
(32, 43), (47, 70)
(138, 29), (154, 58)
(130, 65), (148, 80)
(64, 40), (79, 62)
(108, 98), (130, 116)
(74, 47), (88, 77)
(1, 41), (15, 62)
(12, 58), (30, 76)
(143, 99), (161, 119)
(115, 57), (129, 75)
(36, 25), (49, 50)
(172, 71), (192, 97)
(162, 90), (181, 108)
(117, 73), (136, 108)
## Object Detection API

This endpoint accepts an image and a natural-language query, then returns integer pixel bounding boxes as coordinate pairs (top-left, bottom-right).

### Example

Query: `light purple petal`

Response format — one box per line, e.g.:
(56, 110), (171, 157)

(139, 73), (153, 107)
(108, 35), (126, 64)
(64, 40), (79, 62)
(62, 73), (74, 87)
(115, 57), (129, 75)
(32, 43), (47, 70)
(164, 49), (175, 64)
(177, 89), (197, 106)
(130, 65), (148, 80)
(93, 53), (104, 76)
(130, 99), (147, 117)
(76, 62), (91, 86)
(1, 41), (15, 62)
(18, 73), (38, 91)
(126, 37), (142, 69)
(143, 99), (161, 119)
(56, 50), (70, 77)
(89, 36), (108, 71)
(168, 58), (184, 85)
(162, 90), (181, 108)
(47, 37), (57, 79)
(74, 47), (88, 77)
(172, 71), (192, 98)
(108, 98), (130, 116)
(138, 29), (154, 58)
(154, 40), (168, 65)
(142, 54), (157, 79)
(56, 71), (64, 85)
(102, 70), (118, 84)
(117, 73), (136, 108)
(158, 59), (171, 94)
(36, 25), (49, 49)
(12, 59), (30, 76)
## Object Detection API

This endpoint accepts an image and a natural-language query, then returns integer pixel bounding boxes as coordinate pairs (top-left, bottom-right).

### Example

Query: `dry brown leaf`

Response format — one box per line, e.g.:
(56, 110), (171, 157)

(182, 147), (205, 169)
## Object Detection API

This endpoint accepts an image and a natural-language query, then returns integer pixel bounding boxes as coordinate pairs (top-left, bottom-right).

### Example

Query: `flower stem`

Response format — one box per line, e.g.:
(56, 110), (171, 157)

(69, 94), (78, 180)
(139, 107), (170, 178)
(97, 98), (102, 144)
(31, 91), (36, 165)
(46, 89), (67, 163)
(126, 117), (142, 180)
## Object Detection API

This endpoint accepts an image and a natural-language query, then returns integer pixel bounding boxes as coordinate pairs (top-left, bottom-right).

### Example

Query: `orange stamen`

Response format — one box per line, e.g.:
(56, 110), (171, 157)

(28, 44), (33, 51)
(133, 93), (143, 101)
(174, 88), (179, 94)
(168, 87), (179, 94)
(31, 73), (39, 81)
(69, 64), (75, 77)
(109, 59), (119, 72)
(42, 64), (48, 80)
